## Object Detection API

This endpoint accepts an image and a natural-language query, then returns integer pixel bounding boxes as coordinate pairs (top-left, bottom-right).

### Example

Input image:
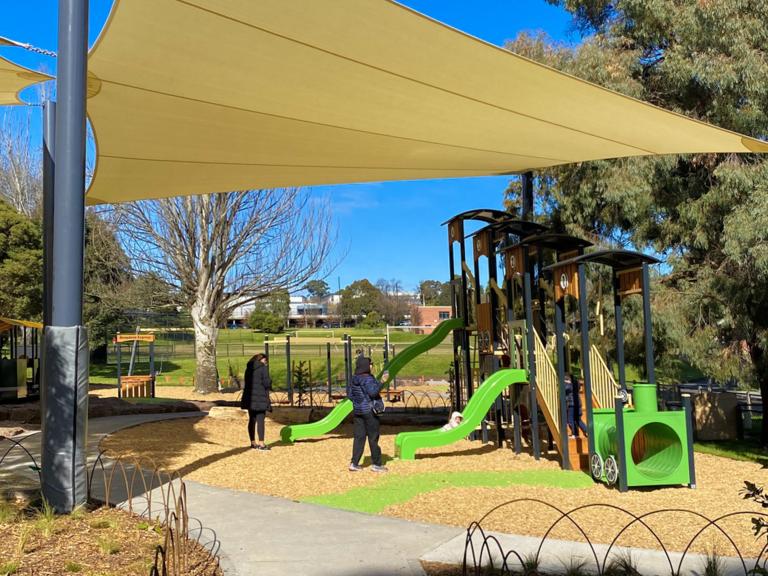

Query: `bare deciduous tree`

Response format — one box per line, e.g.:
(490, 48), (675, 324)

(0, 110), (42, 217)
(115, 189), (335, 393)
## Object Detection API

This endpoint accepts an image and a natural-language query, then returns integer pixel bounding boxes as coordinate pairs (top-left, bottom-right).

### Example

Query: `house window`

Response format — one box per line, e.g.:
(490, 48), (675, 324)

(438, 311), (450, 320)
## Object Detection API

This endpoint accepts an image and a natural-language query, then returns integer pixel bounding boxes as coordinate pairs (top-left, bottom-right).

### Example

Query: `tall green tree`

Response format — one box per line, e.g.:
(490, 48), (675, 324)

(508, 0), (768, 443)
(305, 279), (330, 299)
(0, 199), (42, 320)
(340, 279), (382, 321)
(419, 280), (452, 306)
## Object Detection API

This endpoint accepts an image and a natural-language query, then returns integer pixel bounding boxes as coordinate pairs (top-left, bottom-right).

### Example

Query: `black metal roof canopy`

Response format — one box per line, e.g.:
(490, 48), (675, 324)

(466, 218), (548, 241)
(504, 232), (593, 254)
(441, 209), (509, 226)
(542, 249), (660, 272)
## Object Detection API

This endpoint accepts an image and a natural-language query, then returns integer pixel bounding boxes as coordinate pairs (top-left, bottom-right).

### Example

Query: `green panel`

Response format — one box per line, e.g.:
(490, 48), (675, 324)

(591, 389), (690, 488)
(303, 469), (592, 514)
(394, 368), (528, 460)
(279, 318), (463, 443)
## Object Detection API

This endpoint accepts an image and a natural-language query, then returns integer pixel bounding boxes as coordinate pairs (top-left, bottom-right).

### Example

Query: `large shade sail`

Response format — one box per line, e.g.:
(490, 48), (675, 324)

(86, 0), (768, 204)
(0, 51), (49, 106)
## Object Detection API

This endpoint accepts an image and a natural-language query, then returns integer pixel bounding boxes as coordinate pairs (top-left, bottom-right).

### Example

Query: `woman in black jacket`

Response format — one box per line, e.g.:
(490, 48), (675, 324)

(240, 353), (272, 450)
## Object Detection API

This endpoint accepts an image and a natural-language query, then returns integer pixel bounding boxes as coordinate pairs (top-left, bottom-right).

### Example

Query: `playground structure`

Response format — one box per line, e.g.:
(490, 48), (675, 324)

(279, 205), (696, 491)
(0, 317), (41, 402)
(113, 333), (156, 399)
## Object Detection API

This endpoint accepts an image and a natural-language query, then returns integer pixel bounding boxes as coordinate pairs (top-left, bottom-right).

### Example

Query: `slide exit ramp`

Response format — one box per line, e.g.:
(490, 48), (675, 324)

(280, 318), (464, 443)
(394, 368), (528, 460)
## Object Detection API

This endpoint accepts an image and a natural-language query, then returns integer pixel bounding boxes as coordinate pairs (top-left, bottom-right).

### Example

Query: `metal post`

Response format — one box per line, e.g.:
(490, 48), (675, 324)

(286, 335), (292, 405)
(682, 394), (697, 488)
(43, 101), (55, 328)
(448, 241), (462, 412)
(383, 336), (389, 365)
(641, 263), (656, 384)
(264, 341), (270, 361)
(577, 264), (596, 457)
(523, 264), (540, 459)
(521, 171), (534, 220)
(613, 271), (627, 391)
(116, 340), (121, 398)
(149, 340), (155, 398)
(458, 225), (473, 406)
(555, 298), (571, 470)
(614, 396), (628, 492)
(326, 342), (332, 401)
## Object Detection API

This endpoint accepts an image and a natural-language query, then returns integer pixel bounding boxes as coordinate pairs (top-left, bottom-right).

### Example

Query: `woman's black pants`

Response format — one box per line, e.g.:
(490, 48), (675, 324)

(248, 410), (266, 443)
(351, 412), (382, 466)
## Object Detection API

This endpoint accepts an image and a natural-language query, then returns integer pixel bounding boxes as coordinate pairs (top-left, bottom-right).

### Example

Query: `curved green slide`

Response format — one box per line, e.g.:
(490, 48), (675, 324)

(394, 368), (527, 460)
(280, 318), (464, 443)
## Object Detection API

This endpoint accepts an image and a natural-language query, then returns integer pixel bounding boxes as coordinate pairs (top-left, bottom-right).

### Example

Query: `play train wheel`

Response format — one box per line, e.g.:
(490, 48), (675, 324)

(604, 455), (619, 486)
(590, 453), (603, 481)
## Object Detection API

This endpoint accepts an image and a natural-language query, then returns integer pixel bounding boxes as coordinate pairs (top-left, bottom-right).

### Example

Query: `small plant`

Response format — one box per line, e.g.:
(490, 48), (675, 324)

(522, 552), (540, 575)
(97, 536), (121, 555)
(69, 505), (87, 521)
(89, 518), (114, 530)
(34, 499), (57, 538)
(703, 550), (724, 576)
(64, 561), (82, 572)
(0, 502), (18, 524)
(742, 481), (768, 539)
(605, 551), (640, 576)
(560, 557), (588, 576)
(15, 525), (33, 556)
(0, 561), (20, 576)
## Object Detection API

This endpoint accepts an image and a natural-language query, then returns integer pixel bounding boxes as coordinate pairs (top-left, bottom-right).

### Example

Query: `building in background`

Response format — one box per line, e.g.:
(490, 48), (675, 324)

(413, 305), (452, 334)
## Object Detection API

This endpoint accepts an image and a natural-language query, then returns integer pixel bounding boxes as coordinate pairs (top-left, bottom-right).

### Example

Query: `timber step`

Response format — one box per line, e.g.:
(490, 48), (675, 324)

(567, 435), (590, 472)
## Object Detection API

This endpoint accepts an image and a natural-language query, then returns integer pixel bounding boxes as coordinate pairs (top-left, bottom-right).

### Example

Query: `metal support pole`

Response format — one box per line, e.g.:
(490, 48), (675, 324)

(613, 271), (627, 391)
(326, 342), (332, 402)
(682, 394), (697, 488)
(383, 336), (389, 365)
(448, 241), (462, 412)
(41, 0), (90, 514)
(264, 341), (270, 361)
(555, 298), (571, 470)
(523, 267), (540, 460)
(116, 341), (121, 399)
(614, 396), (628, 492)
(149, 340), (155, 398)
(286, 335), (293, 405)
(459, 228), (473, 407)
(521, 171), (534, 220)
(43, 101), (55, 328)
(577, 264), (596, 457)
(641, 263), (656, 384)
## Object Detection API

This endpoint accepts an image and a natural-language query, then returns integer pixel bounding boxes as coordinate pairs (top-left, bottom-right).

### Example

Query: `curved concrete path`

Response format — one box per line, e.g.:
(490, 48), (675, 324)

(3, 412), (462, 575)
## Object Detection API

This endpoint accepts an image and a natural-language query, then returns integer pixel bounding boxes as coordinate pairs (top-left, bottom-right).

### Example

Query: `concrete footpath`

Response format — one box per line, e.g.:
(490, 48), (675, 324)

(2, 412), (463, 576)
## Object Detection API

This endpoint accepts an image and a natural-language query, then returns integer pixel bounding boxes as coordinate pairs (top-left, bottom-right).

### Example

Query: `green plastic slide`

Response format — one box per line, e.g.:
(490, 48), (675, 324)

(279, 318), (464, 443)
(394, 368), (528, 460)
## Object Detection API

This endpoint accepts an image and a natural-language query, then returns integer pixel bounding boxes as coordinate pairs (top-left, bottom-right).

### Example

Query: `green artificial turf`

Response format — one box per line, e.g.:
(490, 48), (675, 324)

(302, 469), (593, 514)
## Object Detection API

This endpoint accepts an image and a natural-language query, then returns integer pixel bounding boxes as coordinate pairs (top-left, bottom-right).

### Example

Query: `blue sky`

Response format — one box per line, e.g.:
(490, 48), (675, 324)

(0, 1), (578, 293)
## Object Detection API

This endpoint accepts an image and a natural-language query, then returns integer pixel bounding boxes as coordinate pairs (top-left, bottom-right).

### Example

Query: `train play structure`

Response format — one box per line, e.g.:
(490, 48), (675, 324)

(281, 207), (696, 492)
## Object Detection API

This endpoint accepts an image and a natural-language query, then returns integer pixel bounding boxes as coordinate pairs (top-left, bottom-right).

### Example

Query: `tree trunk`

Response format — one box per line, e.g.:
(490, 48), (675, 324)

(749, 343), (768, 447)
(191, 299), (219, 394)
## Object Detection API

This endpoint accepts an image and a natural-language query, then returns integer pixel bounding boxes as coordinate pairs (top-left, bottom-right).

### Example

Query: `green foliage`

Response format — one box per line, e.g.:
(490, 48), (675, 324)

(0, 199), (42, 320)
(248, 310), (284, 333)
(419, 280), (452, 306)
(359, 310), (384, 329)
(0, 561), (20, 576)
(340, 279), (382, 320)
(304, 279), (330, 298)
(508, 0), (768, 442)
(64, 561), (82, 572)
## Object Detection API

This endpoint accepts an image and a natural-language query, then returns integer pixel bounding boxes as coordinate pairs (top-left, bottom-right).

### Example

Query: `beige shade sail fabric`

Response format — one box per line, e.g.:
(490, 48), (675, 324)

(0, 52), (49, 106)
(86, 0), (768, 205)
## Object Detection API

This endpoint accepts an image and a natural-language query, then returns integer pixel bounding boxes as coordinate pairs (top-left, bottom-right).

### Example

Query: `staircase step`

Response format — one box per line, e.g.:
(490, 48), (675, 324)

(567, 435), (589, 472)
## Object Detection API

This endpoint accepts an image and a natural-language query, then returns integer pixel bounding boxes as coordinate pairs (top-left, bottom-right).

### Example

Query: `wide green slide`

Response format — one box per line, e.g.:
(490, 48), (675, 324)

(280, 318), (464, 443)
(394, 368), (527, 460)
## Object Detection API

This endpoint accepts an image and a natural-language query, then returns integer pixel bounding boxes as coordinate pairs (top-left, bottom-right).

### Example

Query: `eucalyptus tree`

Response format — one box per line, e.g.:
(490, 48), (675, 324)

(507, 0), (768, 443)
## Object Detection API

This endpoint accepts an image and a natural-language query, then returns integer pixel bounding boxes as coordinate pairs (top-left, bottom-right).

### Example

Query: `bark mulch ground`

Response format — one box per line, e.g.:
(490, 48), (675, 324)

(100, 415), (768, 556)
(0, 502), (221, 576)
